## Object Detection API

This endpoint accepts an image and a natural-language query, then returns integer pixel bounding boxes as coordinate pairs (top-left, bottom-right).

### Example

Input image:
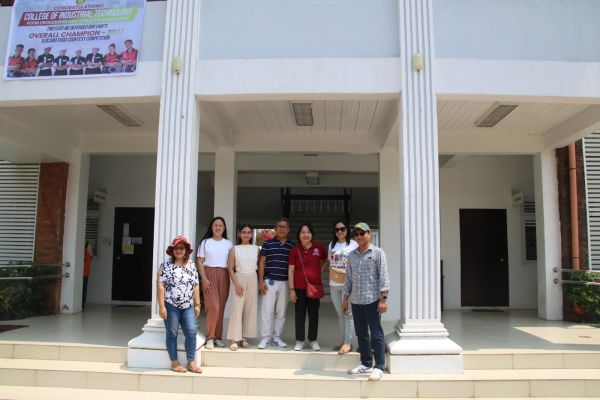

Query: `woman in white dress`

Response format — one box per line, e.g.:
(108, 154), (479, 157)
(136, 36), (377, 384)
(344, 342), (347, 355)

(328, 219), (358, 354)
(226, 224), (259, 351)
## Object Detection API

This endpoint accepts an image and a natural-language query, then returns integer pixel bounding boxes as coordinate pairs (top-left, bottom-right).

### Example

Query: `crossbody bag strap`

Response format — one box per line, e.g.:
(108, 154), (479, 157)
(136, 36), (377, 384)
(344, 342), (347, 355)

(297, 247), (309, 286)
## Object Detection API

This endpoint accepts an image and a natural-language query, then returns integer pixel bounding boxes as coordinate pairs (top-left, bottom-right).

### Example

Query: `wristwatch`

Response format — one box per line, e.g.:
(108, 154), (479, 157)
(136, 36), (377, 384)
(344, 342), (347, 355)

(380, 295), (388, 301)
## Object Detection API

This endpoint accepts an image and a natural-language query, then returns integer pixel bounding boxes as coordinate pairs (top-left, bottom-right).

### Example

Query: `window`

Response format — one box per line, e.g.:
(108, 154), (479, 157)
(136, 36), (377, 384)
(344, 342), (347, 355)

(522, 198), (537, 262)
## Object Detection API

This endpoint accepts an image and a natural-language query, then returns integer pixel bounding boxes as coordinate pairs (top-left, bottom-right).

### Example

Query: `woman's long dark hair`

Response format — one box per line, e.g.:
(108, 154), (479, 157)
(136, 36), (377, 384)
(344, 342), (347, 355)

(237, 223), (253, 245)
(329, 219), (350, 248)
(296, 222), (315, 245)
(200, 216), (228, 247)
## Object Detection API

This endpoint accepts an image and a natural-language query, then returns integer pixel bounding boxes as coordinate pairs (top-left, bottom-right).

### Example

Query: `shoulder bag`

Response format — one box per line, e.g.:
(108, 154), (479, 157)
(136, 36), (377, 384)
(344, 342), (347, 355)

(297, 247), (324, 299)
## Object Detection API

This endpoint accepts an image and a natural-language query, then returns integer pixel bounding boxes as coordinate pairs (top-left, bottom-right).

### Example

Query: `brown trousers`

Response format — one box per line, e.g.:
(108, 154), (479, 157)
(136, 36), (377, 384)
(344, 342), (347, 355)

(204, 267), (230, 340)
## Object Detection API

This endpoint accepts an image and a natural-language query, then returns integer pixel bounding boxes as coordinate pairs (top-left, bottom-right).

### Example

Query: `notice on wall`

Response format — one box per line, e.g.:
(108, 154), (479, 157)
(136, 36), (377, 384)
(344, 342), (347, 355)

(122, 244), (134, 255)
(4, 0), (145, 80)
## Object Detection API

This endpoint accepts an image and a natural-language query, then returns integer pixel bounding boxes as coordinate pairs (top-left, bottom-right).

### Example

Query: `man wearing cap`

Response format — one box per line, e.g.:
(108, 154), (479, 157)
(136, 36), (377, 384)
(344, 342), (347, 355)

(37, 47), (54, 77)
(342, 222), (390, 381)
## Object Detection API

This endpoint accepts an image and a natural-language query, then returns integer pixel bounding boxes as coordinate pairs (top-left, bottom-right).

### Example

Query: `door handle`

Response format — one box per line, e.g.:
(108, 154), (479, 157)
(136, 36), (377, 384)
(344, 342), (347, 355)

(499, 258), (505, 262)
(115, 256), (121, 260)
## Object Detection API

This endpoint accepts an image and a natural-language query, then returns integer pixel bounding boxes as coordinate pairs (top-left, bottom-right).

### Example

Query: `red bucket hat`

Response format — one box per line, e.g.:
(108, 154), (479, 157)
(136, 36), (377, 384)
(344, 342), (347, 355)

(166, 235), (193, 256)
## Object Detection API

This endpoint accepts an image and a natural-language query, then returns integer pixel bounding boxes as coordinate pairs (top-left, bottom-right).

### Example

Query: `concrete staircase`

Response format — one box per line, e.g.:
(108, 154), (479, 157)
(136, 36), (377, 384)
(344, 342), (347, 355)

(2, 342), (600, 398)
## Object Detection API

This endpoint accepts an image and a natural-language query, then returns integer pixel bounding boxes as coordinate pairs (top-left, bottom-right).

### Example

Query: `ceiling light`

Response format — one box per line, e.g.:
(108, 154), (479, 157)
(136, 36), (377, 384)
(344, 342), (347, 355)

(475, 103), (518, 128)
(292, 103), (313, 126)
(97, 104), (143, 127)
(305, 171), (319, 185)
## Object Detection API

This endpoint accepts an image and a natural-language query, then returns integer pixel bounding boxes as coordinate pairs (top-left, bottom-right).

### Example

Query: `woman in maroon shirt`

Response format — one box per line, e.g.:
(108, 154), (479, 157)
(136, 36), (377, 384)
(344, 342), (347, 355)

(288, 223), (327, 351)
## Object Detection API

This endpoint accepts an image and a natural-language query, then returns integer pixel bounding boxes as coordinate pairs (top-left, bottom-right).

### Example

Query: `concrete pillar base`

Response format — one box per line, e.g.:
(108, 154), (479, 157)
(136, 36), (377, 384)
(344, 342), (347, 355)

(127, 318), (205, 368)
(385, 333), (463, 374)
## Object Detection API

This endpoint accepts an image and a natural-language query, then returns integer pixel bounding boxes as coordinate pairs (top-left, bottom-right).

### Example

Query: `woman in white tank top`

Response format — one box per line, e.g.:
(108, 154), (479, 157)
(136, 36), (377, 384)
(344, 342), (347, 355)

(226, 224), (259, 350)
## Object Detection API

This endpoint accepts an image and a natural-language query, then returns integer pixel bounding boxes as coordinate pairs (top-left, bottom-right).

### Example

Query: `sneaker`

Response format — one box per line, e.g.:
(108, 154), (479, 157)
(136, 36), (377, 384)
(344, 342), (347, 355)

(347, 364), (373, 375)
(214, 339), (226, 347)
(293, 341), (304, 351)
(272, 336), (288, 348)
(258, 337), (271, 349)
(368, 368), (384, 381)
(205, 339), (214, 350)
(310, 341), (320, 351)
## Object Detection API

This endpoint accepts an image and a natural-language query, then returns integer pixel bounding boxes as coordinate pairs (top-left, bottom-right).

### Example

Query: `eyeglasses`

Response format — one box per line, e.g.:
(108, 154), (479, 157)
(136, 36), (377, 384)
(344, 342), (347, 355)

(335, 227), (347, 232)
(276, 224), (289, 229)
(353, 230), (367, 237)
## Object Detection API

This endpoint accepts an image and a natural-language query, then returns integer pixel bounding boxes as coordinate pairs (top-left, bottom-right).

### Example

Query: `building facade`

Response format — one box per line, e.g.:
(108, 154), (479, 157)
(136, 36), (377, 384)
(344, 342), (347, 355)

(2, 0), (600, 372)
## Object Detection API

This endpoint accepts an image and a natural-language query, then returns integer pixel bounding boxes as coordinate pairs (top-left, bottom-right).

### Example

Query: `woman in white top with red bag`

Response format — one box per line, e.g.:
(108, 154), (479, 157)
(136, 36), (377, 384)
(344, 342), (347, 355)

(226, 224), (259, 351)
(196, 216), (233, 350)
(328, 219), (358, 354)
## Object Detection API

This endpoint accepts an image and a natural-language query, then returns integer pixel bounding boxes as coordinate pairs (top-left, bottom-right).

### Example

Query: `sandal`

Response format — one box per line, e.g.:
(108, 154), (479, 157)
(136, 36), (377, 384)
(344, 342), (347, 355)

(241, 339), (250, 349)
(186, 361), (202, 374)
(229, 342), (238, 351)
(333, 344), (343, 351)
(170, 362), (187, 373)
(338, 344), (352, 354)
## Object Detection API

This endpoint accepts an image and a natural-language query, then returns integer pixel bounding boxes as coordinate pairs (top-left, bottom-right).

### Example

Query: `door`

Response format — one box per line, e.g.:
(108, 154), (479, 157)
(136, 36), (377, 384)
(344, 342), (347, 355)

(112, 207), (154, 302)
(460, 209), (509, 307)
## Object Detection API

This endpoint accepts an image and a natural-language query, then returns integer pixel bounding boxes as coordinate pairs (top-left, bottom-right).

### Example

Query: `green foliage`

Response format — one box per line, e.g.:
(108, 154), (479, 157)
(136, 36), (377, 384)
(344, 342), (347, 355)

(0, 263), (61, 319)
(564, 271), (600, 322)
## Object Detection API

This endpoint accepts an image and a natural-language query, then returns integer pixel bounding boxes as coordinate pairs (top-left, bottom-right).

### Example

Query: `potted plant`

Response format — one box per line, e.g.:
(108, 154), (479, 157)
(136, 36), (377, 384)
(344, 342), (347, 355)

(564, 271), (600, 322)
(0, 286), (15, 321)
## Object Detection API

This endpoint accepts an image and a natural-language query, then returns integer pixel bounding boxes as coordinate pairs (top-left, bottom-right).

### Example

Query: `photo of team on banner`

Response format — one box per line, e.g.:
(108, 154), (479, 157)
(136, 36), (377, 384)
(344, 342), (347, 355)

(6, 39), (138, 78)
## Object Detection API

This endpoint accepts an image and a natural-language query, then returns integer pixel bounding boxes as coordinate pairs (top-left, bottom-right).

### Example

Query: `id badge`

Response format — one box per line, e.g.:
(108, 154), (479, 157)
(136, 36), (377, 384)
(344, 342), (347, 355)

(267, 278), (274, 286)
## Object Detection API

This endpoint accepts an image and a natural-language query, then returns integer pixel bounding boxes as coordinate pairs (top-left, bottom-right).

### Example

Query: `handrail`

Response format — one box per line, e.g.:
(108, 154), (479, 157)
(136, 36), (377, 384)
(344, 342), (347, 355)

(0, 272), (69, 281)
(0, 262), (71, 268)
(562, 279), (600, 286)
(561, 268), (600, 273)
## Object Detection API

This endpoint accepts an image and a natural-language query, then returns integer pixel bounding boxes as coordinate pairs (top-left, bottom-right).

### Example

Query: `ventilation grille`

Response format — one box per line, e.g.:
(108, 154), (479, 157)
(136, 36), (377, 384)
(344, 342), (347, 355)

(0, 160), (40, 267)
(86, 200), (100, 256)
(584, 133), (600, 269)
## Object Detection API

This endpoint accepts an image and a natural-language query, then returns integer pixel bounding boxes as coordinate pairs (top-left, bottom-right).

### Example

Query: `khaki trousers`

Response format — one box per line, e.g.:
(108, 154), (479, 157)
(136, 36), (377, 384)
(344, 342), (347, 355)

(226, 272), (258, 341)
(204, 267), (230, 340)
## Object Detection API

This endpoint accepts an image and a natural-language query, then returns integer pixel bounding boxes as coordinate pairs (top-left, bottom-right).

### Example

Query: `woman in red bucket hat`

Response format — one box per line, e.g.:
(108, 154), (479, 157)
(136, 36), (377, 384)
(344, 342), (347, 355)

(157, 235), (202, 373)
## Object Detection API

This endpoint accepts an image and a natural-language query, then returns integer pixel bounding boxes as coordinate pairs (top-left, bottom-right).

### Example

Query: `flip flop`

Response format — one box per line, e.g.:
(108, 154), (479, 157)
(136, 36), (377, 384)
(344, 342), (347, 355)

(338, 344), (352, 354)
(333, 344), (342, 351)
(170, 364), (187, 373)
(241, 340), (250, 349)
(186, 362), (203, 374)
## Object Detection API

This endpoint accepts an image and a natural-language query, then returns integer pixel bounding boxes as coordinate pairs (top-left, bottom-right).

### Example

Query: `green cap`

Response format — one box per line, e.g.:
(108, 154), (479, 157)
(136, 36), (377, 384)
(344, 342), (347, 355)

(354, 222), (370, 232)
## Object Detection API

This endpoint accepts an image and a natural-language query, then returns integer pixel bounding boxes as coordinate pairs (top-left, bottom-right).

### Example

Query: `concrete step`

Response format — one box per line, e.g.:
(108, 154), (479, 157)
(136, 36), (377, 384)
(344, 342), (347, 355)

(3, 342), (600, 370)
(2, 358), (600, 398)
(0, 387), (592, 400)
(2, 387), (590, 400)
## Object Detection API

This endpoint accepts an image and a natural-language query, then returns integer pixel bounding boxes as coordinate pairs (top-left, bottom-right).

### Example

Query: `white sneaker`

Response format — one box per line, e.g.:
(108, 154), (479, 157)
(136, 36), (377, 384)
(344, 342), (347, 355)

(214, 339), (226, 347)
(272, 336), (287, 348)
(293, 341), (304, 351)
(257, 337), (271, 349)
(369, 368), (384, 381)
(347, 364), (373, 375)
(205, 339), (214, 350)
(310, 341), (320, 351)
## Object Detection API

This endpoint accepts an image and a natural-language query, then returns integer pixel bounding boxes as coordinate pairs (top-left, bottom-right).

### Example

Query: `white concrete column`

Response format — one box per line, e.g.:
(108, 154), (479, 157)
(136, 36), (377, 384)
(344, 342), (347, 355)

(214, 147), (237, 231)
(386, 0), (462, 374)
(379, 146), (401, 321)
(533, 151), (563, 320)
(60, 151), (90, 314)
(128, 0), (203, 368)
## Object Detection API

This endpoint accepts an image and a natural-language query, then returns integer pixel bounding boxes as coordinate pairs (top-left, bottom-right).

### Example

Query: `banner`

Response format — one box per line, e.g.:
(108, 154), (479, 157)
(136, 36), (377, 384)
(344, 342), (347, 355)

(4, 0), (145, 80)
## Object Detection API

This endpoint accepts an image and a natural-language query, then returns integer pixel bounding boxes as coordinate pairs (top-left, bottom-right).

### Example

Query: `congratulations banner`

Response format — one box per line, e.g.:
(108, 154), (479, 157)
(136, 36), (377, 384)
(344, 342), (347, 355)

(4, 0), (145, 80)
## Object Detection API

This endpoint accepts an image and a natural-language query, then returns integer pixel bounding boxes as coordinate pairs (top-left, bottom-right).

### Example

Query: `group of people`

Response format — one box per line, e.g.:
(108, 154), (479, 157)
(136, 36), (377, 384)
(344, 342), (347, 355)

(157, 217), (390, 381)
(6, 40), (138, 78)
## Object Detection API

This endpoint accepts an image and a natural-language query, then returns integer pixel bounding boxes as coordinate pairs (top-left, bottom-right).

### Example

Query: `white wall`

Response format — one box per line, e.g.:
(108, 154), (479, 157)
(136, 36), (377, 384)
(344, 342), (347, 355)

(434, 0), (600, 62)
(198, 0), (399, 59)
(440, 155), (537, 310)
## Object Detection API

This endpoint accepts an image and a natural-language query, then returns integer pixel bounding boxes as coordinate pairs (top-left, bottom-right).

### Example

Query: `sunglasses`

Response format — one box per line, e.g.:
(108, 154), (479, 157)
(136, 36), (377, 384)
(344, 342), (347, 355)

(335, 227), (347, 232)
(353, 230), (367, 237)
(276, 224), (289, 229)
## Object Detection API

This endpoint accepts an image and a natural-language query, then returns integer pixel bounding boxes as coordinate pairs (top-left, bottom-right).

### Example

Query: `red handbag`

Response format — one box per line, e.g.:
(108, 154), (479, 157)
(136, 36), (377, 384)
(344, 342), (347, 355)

(297, 247), (324, 299)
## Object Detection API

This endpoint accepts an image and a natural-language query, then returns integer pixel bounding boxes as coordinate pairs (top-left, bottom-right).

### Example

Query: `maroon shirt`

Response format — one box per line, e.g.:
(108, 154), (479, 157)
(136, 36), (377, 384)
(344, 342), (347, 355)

(289, 242), (326, 289)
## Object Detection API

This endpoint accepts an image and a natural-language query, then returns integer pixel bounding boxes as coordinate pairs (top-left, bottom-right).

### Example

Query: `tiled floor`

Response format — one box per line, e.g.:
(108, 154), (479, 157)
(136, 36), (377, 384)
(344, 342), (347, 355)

(0, 303), (599, 352)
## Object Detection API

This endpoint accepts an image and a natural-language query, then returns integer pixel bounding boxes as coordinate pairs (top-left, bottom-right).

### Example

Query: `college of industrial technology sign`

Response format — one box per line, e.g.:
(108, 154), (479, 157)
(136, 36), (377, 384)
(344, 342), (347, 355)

(4, 0), (145, 80)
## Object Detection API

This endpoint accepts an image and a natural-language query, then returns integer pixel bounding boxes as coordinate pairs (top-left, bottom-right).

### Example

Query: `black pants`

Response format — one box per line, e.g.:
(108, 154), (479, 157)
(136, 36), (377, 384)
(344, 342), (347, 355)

(294, 288), (320, 341)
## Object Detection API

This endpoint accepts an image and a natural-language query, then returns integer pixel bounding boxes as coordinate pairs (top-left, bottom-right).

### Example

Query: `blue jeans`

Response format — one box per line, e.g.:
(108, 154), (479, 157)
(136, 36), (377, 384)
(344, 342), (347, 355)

(352, 300), (386, 370)
(164, 302), (198, 362)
